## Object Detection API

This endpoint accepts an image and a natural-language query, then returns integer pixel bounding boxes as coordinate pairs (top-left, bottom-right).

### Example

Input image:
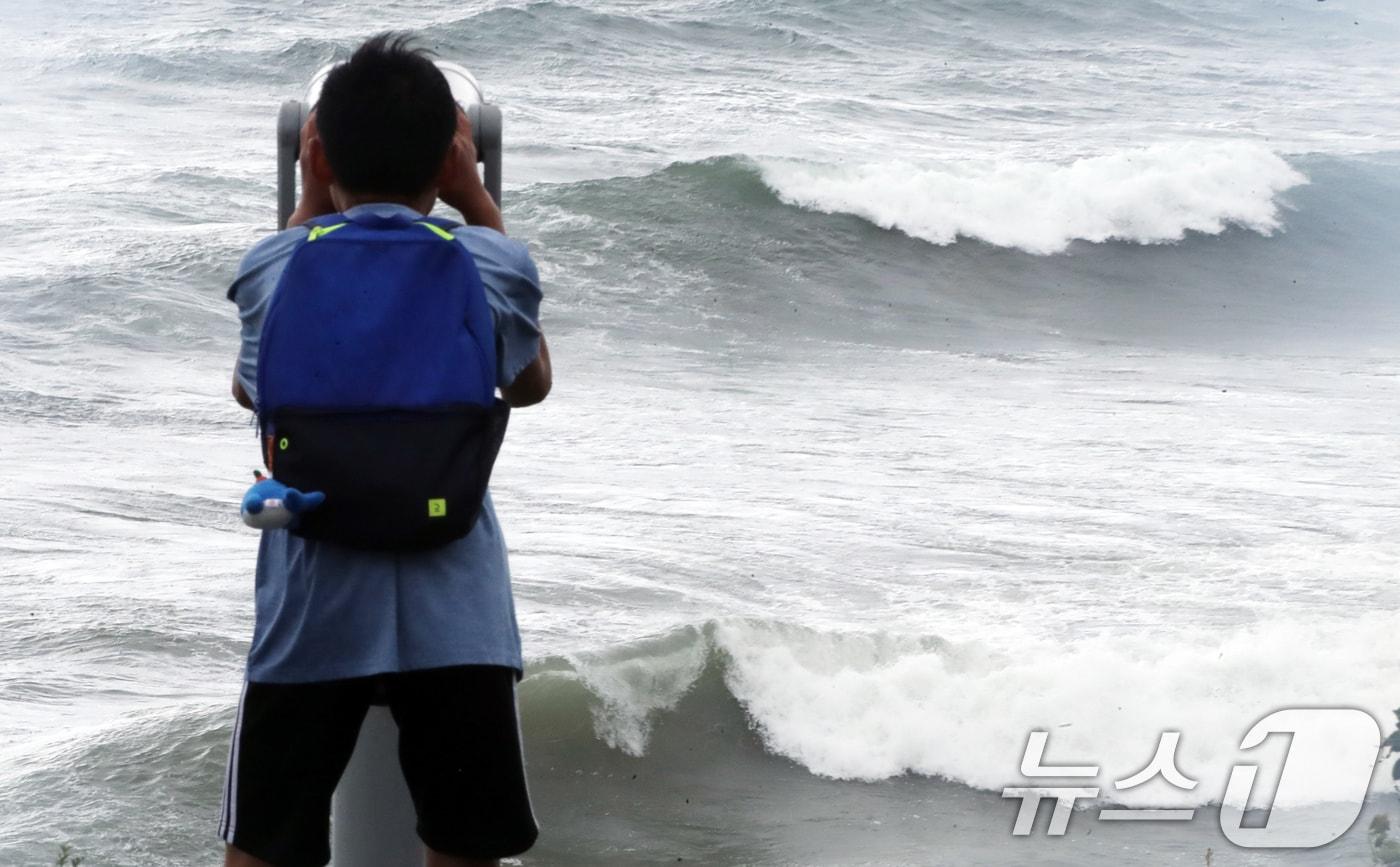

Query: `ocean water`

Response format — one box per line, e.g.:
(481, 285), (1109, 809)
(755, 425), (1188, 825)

(1, 0), (1399, 864)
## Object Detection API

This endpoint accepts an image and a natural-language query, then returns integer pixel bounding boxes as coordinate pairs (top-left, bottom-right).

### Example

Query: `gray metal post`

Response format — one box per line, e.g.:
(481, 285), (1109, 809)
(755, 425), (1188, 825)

(331, 706), (423, 866)
(276, 100), (305, 231)
(469, 103), (504, 205)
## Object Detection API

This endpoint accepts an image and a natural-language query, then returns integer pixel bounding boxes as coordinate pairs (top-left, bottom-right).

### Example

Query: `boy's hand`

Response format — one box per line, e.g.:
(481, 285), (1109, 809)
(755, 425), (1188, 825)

(439, 109), (504, 233)
(450, 108), (479, 171)
(288, 111), (337, 227)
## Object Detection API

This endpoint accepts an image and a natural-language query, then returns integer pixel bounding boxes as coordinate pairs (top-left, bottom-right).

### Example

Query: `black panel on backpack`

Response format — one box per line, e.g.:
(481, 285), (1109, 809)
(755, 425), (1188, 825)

(267, 400), (510, 551)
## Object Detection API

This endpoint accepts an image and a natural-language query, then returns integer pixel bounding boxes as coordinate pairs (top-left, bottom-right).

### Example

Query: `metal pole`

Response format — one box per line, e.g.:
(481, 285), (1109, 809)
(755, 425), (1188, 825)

(275, 100), (304, 231)
(470, 103), (504, 206)
(331, 706), (424, 865)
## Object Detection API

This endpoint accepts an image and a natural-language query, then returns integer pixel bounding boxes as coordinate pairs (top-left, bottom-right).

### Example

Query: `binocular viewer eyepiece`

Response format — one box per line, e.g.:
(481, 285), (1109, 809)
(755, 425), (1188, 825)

(276, 61), (503, 230)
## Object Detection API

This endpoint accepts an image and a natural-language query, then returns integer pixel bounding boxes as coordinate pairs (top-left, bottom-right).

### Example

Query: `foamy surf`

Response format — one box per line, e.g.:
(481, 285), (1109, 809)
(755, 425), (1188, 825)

(758, 142), (1309, 254)
(534, 615), (1398, 809)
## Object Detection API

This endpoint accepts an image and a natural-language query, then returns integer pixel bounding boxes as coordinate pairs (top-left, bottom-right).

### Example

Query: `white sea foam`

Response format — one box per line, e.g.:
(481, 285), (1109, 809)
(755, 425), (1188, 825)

(715, 616), (1398, 807)
(568, 626), (712, 756)
(758, 142), (1309, 255)
(569, 616), (1399, 808)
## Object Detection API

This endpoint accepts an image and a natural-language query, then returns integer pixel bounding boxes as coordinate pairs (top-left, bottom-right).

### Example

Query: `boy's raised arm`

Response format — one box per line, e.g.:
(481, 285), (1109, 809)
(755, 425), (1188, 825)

(500, 335), (551, 407)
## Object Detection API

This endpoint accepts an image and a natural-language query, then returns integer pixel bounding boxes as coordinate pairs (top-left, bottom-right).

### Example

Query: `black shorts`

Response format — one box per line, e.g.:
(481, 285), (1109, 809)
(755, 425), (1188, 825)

(218, 665), (537, 867)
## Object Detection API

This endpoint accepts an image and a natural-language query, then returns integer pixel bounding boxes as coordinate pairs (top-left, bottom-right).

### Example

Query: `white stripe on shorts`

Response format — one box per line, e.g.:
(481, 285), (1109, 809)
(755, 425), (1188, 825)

(219, 681), (249, 842)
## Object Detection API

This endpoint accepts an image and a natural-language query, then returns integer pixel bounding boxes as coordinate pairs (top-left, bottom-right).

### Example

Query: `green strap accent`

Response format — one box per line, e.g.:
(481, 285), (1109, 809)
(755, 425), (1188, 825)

(307, 222), (348, 241)
(307, 221), (451, 242)
(415, 221), (455, 241)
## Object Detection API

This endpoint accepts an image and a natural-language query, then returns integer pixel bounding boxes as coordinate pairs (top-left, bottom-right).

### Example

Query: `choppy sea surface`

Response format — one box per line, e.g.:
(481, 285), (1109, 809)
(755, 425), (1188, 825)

(1, 1), (1399, 864)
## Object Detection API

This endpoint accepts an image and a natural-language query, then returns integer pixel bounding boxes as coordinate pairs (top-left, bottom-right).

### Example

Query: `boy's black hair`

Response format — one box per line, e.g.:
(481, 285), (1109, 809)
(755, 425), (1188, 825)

(315, 33), (456, 198)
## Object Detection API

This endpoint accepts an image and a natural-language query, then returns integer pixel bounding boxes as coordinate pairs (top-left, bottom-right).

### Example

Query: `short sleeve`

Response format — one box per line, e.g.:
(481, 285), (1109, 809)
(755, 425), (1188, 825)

(454, 230), (544, 390)
(228, 228), (305, 403)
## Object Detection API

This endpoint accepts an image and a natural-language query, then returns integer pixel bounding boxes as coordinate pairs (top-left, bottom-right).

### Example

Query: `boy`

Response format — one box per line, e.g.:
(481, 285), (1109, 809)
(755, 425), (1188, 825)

(221, 33), (550, 867)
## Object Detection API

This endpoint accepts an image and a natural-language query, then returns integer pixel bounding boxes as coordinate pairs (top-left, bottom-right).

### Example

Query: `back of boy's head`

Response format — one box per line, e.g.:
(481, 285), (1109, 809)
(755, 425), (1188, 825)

(316, 33), (456, 198)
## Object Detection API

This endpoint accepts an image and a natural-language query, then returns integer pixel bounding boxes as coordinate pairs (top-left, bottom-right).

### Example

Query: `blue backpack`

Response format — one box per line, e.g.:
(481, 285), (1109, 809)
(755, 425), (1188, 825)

(256, 210), (509, 551)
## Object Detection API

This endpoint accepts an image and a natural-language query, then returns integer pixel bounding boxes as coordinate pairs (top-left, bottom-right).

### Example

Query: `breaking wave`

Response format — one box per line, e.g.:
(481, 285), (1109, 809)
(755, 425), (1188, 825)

(523, 615), (1400, 809)
(757, 142), (1308, 254)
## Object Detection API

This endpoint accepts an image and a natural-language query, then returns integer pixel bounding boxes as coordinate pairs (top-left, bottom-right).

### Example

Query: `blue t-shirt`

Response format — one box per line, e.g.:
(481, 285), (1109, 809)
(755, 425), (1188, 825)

(228, 203), (542, 684)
